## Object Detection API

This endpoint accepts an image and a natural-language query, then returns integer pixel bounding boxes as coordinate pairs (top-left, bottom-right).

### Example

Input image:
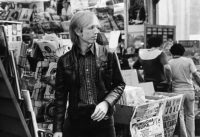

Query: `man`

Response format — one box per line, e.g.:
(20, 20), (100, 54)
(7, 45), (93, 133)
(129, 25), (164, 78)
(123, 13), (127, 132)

(53, 11), (125, 137)
(169, 43), (200, 137)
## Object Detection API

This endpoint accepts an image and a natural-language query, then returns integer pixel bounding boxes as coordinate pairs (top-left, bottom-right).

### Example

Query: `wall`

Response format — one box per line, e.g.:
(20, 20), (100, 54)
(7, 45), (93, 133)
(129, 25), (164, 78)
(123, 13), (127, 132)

(190, 0), (200, 37)
(157, 0), (190, 41)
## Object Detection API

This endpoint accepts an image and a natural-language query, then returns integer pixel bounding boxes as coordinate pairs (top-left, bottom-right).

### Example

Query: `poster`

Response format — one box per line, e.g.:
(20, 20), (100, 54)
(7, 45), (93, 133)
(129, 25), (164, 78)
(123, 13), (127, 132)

(6, 9), (21, 21)
(2, 23), (22, 64)
(130, 116), (164, 137)
(130, 100), (165, 137)
(121, 69), (139, 86)
(18, 8), (33, 21)
(131, 100), (164, 122)
(162, 95), (182, 137)
(128, 0), (146, 25)
(0, 2), (15, 20)
(130, 94), (183, 137)
(0, 10), (9, 20)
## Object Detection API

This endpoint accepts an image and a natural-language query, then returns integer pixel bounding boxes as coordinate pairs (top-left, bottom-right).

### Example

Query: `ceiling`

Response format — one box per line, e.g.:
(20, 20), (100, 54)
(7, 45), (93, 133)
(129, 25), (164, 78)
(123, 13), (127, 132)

(0, 0), (50, 3)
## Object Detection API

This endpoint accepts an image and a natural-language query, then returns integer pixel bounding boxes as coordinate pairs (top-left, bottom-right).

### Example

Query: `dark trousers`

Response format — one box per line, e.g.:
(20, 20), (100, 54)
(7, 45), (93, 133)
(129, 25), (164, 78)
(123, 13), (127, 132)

(63, 105), (116, 137)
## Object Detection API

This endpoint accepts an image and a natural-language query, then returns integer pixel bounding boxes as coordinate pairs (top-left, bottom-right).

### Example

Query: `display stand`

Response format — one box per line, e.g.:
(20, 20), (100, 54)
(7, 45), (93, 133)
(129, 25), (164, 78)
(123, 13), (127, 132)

(0, 21), (23, 64)
(114, 92), (183, 137)
(0, 25), (22, 100)
(0, 59), (32, 137)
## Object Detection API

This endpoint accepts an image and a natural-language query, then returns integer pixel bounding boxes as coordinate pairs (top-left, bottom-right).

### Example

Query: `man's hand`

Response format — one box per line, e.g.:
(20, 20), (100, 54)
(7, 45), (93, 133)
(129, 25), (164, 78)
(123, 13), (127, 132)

(53, 132), (62, 137)
(91, 101), (109, 122)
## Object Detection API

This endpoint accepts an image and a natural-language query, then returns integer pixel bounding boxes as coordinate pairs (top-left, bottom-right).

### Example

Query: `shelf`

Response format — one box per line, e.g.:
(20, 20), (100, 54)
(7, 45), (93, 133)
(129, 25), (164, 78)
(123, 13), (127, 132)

(0, 20), (23, 24)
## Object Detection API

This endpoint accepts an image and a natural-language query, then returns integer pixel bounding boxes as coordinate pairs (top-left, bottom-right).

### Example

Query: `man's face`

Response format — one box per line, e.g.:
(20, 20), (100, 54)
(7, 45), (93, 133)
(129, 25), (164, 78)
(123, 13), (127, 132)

(79, 15), (100, 45)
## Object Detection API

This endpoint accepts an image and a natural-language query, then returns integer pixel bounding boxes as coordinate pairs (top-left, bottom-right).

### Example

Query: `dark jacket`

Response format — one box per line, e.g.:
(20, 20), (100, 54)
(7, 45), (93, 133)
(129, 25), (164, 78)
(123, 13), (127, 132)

(53, 43), (125, 132)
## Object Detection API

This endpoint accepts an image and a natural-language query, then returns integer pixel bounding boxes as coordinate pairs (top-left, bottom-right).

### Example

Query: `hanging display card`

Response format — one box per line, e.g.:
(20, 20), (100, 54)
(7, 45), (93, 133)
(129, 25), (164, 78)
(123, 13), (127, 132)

(162, 94), (182, 137)
(130, 100), (165, 137)
(130, 93), (183, 137)
(121, 69), (139, 86)
(109, 31), (121, 51)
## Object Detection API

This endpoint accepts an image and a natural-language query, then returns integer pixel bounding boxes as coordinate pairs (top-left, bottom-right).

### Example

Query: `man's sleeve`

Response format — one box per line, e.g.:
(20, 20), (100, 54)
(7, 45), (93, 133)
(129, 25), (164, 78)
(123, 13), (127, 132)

(53, 57), (68, 133)
(190, 58), (197, 73)
(133, 57), (142, 69)
(104, 52), (126, 107)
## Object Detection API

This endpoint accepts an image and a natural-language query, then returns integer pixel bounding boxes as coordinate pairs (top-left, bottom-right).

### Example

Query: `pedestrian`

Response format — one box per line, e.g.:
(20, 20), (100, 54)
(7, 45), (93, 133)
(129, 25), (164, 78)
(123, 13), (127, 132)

(169, 43), (200, 137)
(133, 35), (172, 91)
(53, 11), (125, 137)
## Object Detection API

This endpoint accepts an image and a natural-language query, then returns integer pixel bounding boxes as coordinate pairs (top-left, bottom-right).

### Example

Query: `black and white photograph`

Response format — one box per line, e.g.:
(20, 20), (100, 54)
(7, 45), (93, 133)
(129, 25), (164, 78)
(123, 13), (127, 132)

(1, 1), (200, 137)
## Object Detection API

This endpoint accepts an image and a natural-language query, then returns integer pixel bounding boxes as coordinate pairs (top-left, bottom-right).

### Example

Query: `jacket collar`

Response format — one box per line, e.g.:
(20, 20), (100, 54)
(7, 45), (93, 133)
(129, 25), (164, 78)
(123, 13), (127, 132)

(72, 43), (108, 60)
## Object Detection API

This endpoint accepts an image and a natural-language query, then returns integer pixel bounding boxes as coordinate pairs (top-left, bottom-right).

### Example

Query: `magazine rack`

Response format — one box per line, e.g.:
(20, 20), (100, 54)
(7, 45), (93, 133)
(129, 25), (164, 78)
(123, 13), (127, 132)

(0, 59), (32, 137)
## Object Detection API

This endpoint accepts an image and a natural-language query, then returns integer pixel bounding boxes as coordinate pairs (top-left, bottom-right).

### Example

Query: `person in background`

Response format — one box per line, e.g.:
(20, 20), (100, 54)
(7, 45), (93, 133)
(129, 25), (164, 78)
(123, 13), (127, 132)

(192, 52), (200, 66)
(133, 35), (172, 91)
(133, 35), (144, 55)
(0, 3), (4, 11)
(169, 43), (200, 137)
(17, 3), (22, 11)
(191, 52), (200, 109)
(45, 1), (56, 15)
(61, 0), (72, 21)
(10, 10), (19, 20)
(4, 2), (15, 12)
(53, 11), (125, 137)
(30, 4), (38, 22)
(130, 35), (144, 66)
(117, 39), (131, 70)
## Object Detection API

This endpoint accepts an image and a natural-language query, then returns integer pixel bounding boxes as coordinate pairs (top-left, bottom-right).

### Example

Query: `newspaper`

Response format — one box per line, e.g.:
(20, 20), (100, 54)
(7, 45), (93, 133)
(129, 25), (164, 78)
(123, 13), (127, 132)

(130, 94), (183, 137)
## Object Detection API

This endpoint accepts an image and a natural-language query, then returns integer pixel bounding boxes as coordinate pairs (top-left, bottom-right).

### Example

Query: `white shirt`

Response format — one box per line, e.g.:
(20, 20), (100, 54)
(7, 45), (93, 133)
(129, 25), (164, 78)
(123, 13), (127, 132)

(169, 56), (197, 90)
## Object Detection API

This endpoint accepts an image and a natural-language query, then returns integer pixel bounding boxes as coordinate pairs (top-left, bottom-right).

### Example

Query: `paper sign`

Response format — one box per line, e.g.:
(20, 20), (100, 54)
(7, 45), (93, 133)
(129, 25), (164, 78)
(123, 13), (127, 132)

(70, 0), (89, 12)
(130, 100), (165, 137)
(137, 82), (155, 96)
(109, 31), (121, 51)
(132, 100), (165, 122)
(130, 94), (183, 137)
(130, 116), (164, 137)
(162, 95), (182, 137)
(121, 69), (139, 86)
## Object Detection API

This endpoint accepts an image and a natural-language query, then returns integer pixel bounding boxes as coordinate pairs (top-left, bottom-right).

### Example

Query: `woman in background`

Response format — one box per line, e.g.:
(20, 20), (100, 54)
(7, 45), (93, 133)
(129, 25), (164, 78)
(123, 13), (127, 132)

(61, 0), (72, 21)
(133, 35), (171, 91)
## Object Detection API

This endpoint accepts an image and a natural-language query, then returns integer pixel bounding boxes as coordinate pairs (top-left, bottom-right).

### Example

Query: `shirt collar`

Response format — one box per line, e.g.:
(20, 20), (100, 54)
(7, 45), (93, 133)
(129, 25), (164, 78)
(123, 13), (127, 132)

(76, 44), (95, 57)
(173, 55), (181, 58)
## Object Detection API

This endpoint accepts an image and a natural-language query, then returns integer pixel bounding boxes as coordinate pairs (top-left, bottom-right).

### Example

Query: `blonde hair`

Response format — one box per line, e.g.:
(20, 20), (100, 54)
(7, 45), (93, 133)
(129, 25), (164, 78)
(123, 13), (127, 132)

(69, 11), (100, 45)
